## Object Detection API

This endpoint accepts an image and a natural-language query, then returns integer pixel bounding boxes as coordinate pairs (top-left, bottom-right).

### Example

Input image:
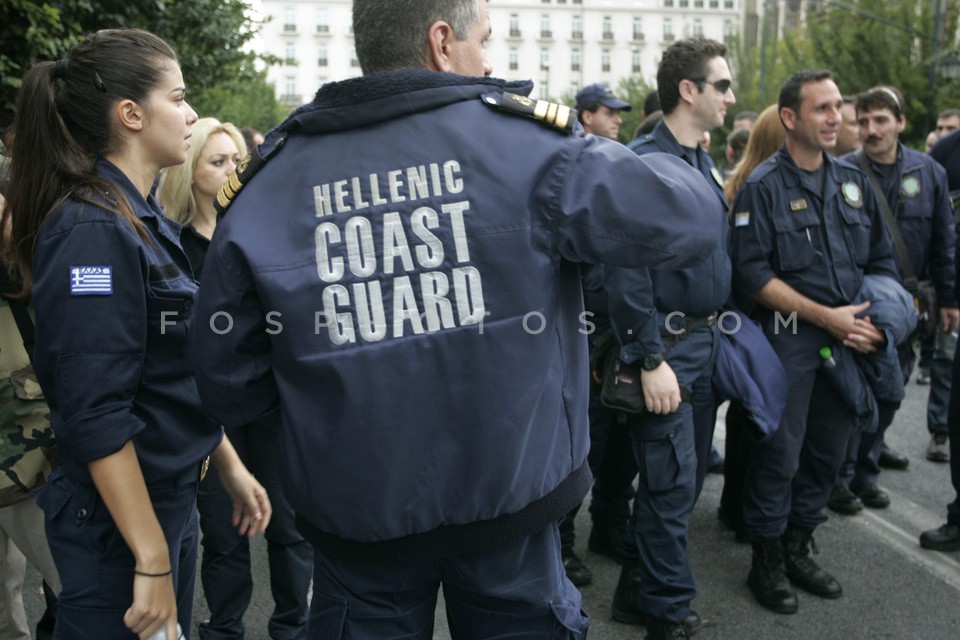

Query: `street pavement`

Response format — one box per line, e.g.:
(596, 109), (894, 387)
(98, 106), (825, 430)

(24, 371), (960, 638)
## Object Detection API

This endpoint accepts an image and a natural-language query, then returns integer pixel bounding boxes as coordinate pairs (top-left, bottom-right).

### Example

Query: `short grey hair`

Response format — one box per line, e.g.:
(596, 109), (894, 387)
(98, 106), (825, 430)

(353, 0), (482, 74)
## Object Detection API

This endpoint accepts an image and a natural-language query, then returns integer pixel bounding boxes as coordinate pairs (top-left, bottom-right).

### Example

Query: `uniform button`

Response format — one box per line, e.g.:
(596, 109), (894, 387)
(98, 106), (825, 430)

(76, 508), (88, 519)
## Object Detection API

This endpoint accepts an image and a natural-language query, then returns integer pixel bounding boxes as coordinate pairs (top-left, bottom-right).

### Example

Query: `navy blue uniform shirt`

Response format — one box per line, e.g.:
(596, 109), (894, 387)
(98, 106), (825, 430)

(609, 119), (732, 360)
(730, 146), (898, 309)
(842, 145), (956, 307)
(32, 159), (221, 486)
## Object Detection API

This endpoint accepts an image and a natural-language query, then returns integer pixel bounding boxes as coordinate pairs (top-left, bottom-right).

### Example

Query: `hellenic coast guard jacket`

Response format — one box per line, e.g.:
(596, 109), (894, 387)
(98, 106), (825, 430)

(192, 70), (723, 562)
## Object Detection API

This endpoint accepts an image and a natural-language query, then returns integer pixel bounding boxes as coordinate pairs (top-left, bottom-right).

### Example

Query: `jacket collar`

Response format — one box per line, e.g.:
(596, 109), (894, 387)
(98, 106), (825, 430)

(776, 145), (841, 189)
(280, 70), (534, 136)
(94, 158), (181, 246)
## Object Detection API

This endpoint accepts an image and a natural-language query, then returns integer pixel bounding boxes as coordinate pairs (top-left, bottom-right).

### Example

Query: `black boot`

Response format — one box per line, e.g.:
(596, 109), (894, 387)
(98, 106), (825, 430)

(561, 548), (593, 587)
(645, 616), (689, 640)
(611, 565), (646, 624)
(748, 539), (799, 614)
(782, 527), (842, 599)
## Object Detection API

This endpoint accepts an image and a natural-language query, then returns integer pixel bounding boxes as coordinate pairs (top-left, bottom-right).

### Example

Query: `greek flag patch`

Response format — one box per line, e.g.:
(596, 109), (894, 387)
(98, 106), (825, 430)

(735, 211), (750, 227)
(70, 266), (113, 295)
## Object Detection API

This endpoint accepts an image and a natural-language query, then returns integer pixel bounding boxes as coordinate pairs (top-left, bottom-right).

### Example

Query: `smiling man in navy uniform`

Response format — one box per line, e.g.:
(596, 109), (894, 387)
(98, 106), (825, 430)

(829, 85), (958, 515)
(729, 70), (897, 615)
(190, 0), (724, 637)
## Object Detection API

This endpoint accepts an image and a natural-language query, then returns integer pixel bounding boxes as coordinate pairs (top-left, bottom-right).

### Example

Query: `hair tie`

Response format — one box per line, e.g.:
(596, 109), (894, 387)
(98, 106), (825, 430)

(92, 70), (107, 94)
(53, 59), (68, 80)
(873, 86), (901, 112)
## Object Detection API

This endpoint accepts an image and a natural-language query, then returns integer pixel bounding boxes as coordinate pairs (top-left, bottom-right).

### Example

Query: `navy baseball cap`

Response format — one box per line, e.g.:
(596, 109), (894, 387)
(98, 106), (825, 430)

(575, 83), (632, 111)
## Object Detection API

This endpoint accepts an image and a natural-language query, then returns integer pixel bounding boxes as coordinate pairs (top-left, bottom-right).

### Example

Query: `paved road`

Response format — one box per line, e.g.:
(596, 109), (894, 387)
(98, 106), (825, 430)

(24, 373), (960, 638)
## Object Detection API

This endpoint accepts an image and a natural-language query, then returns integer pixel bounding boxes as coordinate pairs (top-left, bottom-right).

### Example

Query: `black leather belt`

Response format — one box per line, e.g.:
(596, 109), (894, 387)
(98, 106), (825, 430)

(660, 311), (718, 340)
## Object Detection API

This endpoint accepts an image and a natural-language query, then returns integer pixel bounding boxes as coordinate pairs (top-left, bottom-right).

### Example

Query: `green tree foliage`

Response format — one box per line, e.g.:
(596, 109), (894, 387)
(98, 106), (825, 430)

(0, 1), (82, 127)
(0, 0), (285, 132)
(615, 75), (656, 144)
(729, 0), (960, 148)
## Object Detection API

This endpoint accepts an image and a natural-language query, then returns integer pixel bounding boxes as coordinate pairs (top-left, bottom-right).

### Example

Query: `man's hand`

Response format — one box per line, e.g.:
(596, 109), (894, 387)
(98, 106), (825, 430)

(640, 362), (681, 415)
(940, 307), (960, 335)
(842, 314), (885, 353)
(819, 301), (884, 353)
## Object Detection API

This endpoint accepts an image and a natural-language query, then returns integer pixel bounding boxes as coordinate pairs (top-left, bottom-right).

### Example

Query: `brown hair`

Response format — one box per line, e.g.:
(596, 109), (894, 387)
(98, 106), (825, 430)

(724, 104), (785, 205)
(2, 29), (177, 295)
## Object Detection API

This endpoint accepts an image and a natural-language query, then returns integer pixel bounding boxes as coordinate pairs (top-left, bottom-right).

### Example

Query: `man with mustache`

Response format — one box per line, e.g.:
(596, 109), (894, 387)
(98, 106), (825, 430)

(829, 86), (958, 515)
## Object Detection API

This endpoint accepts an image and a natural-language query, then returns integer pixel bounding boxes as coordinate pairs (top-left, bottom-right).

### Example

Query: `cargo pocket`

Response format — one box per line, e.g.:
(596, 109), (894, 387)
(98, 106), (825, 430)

(642, 430), (683, 495)
(307, 592), (347, 638)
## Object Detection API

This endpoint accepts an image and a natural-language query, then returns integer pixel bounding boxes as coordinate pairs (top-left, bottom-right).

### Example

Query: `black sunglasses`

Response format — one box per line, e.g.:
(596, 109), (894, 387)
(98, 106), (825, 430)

(692, 78), (733, 94)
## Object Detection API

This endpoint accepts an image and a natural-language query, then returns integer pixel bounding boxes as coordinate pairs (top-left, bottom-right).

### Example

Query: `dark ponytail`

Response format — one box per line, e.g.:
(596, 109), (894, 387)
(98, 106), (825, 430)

(2, 29), (178, 296)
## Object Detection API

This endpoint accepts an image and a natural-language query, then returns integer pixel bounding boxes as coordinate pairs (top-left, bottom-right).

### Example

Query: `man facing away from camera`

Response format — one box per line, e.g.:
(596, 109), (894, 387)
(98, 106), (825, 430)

(191, 0), (724, 637)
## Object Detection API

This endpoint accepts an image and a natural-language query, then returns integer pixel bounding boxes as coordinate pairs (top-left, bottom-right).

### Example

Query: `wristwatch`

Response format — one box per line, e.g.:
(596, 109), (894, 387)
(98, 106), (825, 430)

(640, 352), (665, 371)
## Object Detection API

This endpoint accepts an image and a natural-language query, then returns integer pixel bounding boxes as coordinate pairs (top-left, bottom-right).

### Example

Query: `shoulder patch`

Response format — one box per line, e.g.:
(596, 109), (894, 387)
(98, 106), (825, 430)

(481, 92), (575, 133)
(215, 133), (288, 215)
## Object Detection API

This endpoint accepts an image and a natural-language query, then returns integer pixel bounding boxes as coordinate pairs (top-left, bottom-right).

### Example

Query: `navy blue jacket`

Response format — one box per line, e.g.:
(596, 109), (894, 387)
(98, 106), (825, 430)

(730, 146), (898, 309)
(841, 145), (956, 307)
(32, 160), (221, 486)
(931, 129), (960, 192)
(608, 119), (731, 361)
(191, 70), (723, 561)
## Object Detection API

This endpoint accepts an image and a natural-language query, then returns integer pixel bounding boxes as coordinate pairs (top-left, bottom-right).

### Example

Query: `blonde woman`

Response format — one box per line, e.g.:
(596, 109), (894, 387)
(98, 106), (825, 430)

(157, 118), (245, 279)
(723, 104), (785, 204)
(158, 118), (313, 639)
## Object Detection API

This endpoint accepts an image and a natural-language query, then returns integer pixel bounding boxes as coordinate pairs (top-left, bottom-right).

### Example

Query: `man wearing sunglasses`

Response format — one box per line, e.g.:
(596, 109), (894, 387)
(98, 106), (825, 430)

(607, 37), (735, 640)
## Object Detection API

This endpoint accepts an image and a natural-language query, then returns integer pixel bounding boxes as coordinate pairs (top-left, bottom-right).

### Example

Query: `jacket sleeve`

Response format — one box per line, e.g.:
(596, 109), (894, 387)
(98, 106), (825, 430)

(729, 182), (778, 304)
(190, 236), (280, 429)
(555, 139), (723, 270)
(929, 163), (957, 307)
(603, 266), (663, 363)
(32, 218), (147, 464)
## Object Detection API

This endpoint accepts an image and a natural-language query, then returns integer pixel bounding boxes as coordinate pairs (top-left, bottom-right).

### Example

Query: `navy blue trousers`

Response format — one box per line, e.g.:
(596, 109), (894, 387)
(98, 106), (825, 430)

(836, 341), (913, 489)
(944, 338), (960, 525)
(39, 468), (199, 639)
(623, 327), (716, 623)
(197, 424), (312, 640)
(559, 389), (635, 551)
(302, 524), (587, 639)
(743, 322), (856, 539)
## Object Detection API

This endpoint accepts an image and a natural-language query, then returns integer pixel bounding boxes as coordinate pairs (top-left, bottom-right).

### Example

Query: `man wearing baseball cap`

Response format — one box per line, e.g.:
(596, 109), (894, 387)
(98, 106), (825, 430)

(576, 82), (632, 141)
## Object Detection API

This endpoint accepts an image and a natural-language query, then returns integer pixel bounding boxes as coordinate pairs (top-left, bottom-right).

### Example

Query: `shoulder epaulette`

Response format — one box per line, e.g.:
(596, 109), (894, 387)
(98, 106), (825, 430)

(215, 132), (288, 216)
(481, 91), (575, 134)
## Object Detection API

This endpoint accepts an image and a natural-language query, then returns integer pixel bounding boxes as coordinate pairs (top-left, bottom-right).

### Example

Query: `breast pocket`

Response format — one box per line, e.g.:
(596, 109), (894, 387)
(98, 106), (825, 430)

(838, 203), (873, 267)
(143, 289), (192, 382)
(772, 208), (821, 273)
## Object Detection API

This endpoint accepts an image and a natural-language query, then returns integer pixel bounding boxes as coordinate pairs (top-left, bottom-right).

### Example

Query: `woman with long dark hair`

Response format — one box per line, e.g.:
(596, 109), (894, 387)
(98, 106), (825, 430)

(2, 29), (271, 640)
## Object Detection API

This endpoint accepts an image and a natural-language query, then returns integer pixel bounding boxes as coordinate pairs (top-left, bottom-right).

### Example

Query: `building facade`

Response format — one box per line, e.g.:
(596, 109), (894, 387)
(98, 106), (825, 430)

(259, 0), (742, 106)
